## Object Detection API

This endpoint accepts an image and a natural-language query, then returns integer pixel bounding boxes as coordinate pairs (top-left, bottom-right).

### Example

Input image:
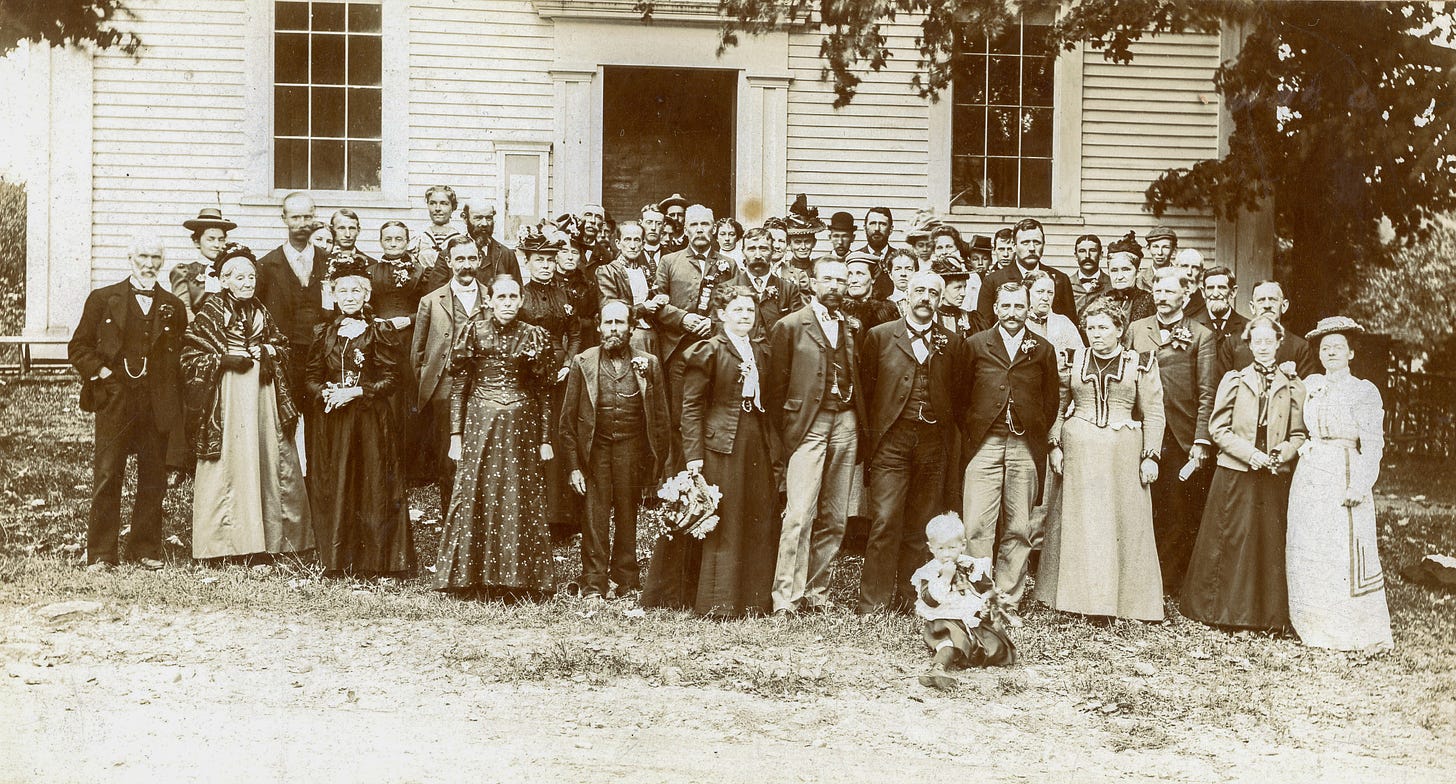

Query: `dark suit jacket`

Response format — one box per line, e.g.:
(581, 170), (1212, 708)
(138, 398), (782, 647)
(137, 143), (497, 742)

(596, 258), (656, 322)
(558, 346), (672, 482)
(679, 334), (777, 461)
(960, 327), (1061, 487)
(68, 279), (187, 425)
(412, 284), (481, 402)
(976, 261), (1077, 321)
(1221, 324), (1320, 379)
(1072, 272), (1111, 315)
(1124, 315), (1217, 452)
(1184, 290), (1209, 323)
(729, 270), (802, 341)
(653, 247), (731, 362)
(256, 244), (331, 349)
(859, 319), (966, 462)
(427, 236), (520, 292)
(1195, 308), (1248, 376)
(766, 304), (866, 452)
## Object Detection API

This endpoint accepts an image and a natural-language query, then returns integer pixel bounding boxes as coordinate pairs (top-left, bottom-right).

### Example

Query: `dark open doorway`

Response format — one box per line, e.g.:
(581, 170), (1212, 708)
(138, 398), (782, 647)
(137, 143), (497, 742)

(601, 66), (737, 225)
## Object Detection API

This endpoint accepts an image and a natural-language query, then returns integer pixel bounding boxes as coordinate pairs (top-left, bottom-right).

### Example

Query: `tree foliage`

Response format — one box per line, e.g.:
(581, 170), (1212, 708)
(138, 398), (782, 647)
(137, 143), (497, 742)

(0, 0), (141, 57)
(1347, 220), (1456, 359)
(694, 0), (1456, 329)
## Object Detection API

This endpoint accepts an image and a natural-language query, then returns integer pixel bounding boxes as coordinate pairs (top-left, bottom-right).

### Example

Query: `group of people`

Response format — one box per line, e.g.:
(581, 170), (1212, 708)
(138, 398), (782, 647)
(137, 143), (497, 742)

(68, 186), (1394, 673)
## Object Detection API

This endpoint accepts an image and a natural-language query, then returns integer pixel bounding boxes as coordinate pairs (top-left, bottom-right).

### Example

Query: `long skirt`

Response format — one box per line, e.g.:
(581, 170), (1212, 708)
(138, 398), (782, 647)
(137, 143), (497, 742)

(433, 396), (553, 592)
(1286, 442), (1393, 650)
(308, 398), (415, 574)
(192, 367), (313, 558)
(1038, 418), (1163, 621)
(1180, 466), (1292, 631)
(642, 411), (778, 616)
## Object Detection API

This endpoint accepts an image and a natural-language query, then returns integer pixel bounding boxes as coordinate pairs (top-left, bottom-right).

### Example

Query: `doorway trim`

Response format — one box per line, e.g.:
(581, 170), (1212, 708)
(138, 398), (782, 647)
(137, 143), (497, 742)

(549, 19), (792, 224)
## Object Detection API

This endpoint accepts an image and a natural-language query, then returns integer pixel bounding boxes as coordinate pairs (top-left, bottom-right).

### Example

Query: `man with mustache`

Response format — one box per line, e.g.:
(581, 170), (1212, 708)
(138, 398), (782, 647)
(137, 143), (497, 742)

(1125, 268), (1218, 591)
(729, 227), (803, 340)
(1071, 233), (1109, 314)
(857, 270), (967, 613)
(766, 259), (864, 615)
(960, 281), (1061, 624)
(1176, 248), (1209, 321)
(976, 218), (1076, 321)
(855, 207), (897, 299)
(428, 197), (518, 290)
(412, 236), (486, 514)
(257, 191), (331, 402)
(559, 299), (672, 600)
(69, 233), (188, 572)
(653, 204), (731, 467)
(658, 194), (690, 254)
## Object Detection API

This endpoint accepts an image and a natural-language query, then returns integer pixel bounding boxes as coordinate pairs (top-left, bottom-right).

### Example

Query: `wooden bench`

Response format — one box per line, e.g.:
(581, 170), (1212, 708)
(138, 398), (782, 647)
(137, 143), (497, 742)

(0, 336), (72, 375)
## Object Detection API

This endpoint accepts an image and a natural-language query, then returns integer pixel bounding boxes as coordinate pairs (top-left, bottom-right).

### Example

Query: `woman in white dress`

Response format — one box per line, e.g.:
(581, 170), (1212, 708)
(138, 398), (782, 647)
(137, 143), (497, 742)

(1286, 316), (1392, 651)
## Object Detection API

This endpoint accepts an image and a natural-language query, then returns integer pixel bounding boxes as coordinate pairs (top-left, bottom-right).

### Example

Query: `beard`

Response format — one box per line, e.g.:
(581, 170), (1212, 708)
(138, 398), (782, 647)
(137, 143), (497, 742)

(601, 333), (628, 352)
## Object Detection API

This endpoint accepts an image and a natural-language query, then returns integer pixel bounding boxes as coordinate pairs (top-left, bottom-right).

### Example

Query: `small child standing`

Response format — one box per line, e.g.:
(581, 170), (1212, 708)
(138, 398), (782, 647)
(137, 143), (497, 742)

(911, 513), (1017, 689)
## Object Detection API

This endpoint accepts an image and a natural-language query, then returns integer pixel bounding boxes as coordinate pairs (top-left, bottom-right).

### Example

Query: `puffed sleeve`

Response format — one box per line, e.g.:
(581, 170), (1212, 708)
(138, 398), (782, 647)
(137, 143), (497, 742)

(1350, 380), (1385, 498)
(1049, 349), (1076, 446)
(1136, 352), (1166, 459)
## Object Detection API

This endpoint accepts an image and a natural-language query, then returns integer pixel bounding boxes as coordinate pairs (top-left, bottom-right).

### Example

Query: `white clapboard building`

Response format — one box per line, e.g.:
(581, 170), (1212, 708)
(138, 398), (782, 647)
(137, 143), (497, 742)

(7, 0), (1271, 338)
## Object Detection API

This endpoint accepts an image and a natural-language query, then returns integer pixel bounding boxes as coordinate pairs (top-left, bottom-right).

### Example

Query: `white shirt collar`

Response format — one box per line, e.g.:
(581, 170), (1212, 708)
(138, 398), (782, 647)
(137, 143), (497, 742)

(450, 278), (479, 296)
(283, 242), (313, 267)
(726, 330), (754, 357)
(999, 325), (1026, 357)
(128, 275), (157, 291)
(810, 300), (841, 323)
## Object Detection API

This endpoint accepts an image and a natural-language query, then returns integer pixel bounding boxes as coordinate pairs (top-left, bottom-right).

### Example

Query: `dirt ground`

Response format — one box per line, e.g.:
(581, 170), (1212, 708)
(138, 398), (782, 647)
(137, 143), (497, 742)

(3, 601), (1450, 784)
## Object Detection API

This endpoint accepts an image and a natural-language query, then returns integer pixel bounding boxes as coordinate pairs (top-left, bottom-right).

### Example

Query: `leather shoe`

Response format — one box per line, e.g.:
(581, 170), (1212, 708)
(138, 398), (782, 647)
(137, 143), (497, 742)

(85, 561), (114, 573)
(137, 558), (164, 571)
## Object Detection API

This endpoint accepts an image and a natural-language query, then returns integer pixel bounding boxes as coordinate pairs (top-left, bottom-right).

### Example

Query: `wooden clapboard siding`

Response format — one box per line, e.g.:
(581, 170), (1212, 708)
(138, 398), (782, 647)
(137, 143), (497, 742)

(784, 21), (932, 224)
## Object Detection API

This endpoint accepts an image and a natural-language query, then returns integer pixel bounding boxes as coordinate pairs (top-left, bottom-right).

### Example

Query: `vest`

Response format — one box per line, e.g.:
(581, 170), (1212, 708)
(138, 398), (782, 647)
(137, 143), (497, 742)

(596, 354), (645, 442)
(820, 327), (852, 413)
(899, 358), (938, 424)
(120, 295), (157, 385)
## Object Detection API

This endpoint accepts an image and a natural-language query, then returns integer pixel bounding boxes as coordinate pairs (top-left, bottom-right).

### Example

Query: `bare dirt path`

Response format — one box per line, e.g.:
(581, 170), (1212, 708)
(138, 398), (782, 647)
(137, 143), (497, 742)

(3, 602), (1449, 784)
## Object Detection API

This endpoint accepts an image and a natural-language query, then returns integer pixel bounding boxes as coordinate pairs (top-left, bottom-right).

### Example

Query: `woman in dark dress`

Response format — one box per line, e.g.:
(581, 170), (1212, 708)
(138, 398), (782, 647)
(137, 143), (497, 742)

(642, 286), (779, 617)
(1084, 231), (1155, 325)
(304, 253), (414, 577)
(1181, 315), (1308, 631)
(555, 238), (601, 351)
(518, 228), (583, 541)
(368, 220), (433, 484)
(433, 272), (558, 596)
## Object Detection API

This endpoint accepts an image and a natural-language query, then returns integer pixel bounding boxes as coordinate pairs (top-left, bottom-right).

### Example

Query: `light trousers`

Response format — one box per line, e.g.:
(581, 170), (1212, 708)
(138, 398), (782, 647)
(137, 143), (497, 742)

(774, 408), (858, 612)
(963, 432), (1039, 605)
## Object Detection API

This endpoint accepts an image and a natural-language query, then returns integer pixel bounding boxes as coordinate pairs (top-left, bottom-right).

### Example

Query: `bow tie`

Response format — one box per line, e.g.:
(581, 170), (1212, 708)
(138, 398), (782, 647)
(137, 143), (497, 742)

(1080, 277), (1099, 287)
(131, 287), (156, 298)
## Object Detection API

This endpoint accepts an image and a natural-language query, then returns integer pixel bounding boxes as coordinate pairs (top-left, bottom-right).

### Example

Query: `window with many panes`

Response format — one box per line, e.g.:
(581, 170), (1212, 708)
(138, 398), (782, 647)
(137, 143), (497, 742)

(274, 0), (383, 191)
(951, 18), (1055, 209)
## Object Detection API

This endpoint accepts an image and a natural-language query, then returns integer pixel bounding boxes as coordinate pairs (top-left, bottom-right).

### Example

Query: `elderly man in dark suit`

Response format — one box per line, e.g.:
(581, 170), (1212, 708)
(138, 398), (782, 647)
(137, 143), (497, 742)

(68, 234), (188, 571)
(559, 300), (672, 600)
(1220, 280), (1320, 378)
(256, 191), (331, 402)
(1194, 266), (1246, 340)
(976, 218), (1076, 321)
(1125, 267), (1218, 590)
(730, 227), (803, 340)
(857, 270), (966, 614)
(652, 204), (733, 466)
(412, 236), (485, 514)
(961, 281), (1061, 621)
(767, 258), (864, 615)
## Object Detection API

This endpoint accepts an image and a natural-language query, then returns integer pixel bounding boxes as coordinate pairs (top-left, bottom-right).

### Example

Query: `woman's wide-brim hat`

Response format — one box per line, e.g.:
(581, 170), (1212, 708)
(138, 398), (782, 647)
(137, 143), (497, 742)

(904, 208), (943, 243)
(183, 207), (237, 233)
(1305, 315), (1365, 342)
(517, 225), (564, 256)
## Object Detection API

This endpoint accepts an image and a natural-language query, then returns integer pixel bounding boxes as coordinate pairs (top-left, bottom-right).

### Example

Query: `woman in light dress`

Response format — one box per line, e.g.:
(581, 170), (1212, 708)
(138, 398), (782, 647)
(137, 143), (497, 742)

(1286, 316), (1392, 651)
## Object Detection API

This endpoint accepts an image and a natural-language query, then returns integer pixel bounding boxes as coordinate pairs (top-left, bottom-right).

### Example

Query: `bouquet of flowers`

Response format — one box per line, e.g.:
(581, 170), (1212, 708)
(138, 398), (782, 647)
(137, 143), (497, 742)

(654, 470), (723, 540)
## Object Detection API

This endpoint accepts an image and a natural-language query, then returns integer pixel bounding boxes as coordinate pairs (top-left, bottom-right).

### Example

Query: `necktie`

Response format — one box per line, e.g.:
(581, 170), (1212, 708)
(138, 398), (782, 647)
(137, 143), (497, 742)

(910, 326), (932, 362)
(131, 287), (156, 298)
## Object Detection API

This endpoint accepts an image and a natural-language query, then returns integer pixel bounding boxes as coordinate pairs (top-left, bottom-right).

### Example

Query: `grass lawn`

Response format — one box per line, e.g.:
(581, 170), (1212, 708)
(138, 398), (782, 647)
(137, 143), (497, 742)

(2, 374), (1454, 779)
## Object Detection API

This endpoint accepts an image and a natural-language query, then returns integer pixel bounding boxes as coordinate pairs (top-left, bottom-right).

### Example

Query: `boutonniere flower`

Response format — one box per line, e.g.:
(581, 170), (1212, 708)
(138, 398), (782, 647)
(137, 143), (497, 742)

(1021, 337), (1038, 354)
(1278, 361), (1297, 377)
(384, 256), (413, 287)
(738, 361), (752, 382)
(563, 302), (574, 317)
(1169, 325), (1193, 350)
(763, 285), (779, 300)
(630, 356), (650, 377)
(930, 331), (949, 355)
(351, 347), (366, 366)
(717, 259), (732, 276)
(845, 315), (862, 333)
(159, 303), (176, 320)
